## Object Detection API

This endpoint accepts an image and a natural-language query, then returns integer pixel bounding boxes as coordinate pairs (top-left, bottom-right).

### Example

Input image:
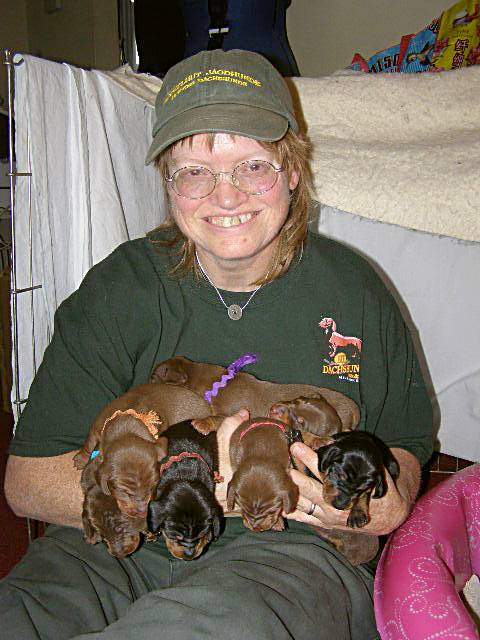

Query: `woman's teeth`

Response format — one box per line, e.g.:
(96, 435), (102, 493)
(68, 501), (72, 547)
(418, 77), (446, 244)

(209, 213), (254, 227)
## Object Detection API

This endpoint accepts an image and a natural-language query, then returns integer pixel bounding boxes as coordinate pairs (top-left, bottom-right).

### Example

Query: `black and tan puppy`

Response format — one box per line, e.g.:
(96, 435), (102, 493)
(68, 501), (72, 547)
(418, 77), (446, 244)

(80, 457), (152, 558)
(227, 418), (301, 532)
(316, 431), (400, 529)
(148, 419), (223, 561)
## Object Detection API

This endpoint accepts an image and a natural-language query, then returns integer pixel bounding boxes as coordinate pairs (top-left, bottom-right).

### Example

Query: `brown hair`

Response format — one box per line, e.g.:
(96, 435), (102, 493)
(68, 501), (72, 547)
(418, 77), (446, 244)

(148, 129), (314, 285)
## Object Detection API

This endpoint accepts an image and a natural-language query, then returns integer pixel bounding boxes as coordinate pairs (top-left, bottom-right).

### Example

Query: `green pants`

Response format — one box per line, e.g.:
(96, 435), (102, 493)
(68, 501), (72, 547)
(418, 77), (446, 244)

(0, 520), (379, 640)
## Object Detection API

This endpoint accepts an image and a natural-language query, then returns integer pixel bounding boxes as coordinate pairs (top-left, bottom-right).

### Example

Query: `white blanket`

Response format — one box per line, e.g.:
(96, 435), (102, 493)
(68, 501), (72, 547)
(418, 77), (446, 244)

(103, 64), (480, 243)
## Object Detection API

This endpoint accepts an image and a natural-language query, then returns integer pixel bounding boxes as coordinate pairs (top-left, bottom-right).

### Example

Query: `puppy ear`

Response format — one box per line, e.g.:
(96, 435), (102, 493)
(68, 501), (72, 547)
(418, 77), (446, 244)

(96, 465), (111, 495)
(212, 509), (222, 539)
(226, 478), (237, 511)
(147, 500), (162, 533)
(281, 478), (300, 514)
(316, 444), (341, 474)
(373, 472), (387, 498)
(385, 453), (400, 482)
(156, 436), (168, 461)
(152, 361), (188, 385)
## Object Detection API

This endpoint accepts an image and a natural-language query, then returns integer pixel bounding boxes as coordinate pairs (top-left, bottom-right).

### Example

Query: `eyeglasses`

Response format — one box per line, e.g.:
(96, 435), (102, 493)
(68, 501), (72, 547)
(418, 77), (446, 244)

(165, 160), (285, 199)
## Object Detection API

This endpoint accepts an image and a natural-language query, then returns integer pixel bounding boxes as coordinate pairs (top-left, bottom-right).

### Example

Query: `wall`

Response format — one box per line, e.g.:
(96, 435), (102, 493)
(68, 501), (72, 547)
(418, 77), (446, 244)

(0, 0), (29, 111)
(287, 0), (450, 76)
(25, 0), (119, 70)
(0, 0), (119, 110)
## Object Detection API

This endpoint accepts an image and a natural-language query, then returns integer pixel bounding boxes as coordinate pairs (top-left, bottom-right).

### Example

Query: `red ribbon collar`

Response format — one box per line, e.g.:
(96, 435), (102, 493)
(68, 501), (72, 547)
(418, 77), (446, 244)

(239, 420), (287, 441)
(159, 451), (223, 483)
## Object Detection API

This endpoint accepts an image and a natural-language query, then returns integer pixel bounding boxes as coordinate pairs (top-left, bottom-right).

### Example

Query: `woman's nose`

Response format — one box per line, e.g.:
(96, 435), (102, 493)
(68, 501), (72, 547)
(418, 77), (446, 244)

(210, 174), (249, 210)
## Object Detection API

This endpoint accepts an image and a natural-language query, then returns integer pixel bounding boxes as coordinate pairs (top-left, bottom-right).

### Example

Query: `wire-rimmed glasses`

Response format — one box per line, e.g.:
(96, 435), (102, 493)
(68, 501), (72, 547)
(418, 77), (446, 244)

(165, 160), (285, 199)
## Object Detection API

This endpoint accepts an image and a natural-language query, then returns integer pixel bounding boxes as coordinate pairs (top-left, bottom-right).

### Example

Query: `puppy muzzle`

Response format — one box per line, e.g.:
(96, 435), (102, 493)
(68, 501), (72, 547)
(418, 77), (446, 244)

(163, 533), (211, 561)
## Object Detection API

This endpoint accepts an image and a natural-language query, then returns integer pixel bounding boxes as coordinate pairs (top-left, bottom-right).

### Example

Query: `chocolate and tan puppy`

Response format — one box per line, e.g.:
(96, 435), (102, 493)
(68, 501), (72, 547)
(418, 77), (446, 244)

(151, 356), (359, 433)
(226, 417), (301, 532)
(269, 395), (346, 448)
(80, 456), (153, 558)
(75, 411), (168, 519)
(73, 383), (214, 470)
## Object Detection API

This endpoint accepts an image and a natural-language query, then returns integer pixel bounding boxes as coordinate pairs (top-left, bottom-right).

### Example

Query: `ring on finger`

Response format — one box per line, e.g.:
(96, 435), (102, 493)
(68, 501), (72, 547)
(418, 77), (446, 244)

(307, 502), (317, 516)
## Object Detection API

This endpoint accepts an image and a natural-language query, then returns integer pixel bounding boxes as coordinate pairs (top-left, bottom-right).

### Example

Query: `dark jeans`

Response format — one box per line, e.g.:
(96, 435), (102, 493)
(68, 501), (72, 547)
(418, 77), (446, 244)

(0, 519), (379, 640)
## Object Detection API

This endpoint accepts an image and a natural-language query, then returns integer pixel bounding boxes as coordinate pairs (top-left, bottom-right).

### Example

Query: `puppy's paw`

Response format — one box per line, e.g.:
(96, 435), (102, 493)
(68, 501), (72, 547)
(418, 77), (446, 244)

(144, 531), (158, 543)
(302, 433), (335, 450)
(347, 506), (370, 529)
(271, 517), (286, 531)
(191, 416), (224, 435)
(84, 531), (102, 545)
(73, 451), (89, 470)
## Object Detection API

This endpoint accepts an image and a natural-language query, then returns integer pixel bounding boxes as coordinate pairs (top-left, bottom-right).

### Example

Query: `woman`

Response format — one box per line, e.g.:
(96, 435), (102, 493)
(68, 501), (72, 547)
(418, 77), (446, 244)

(3, 49), (433, 640)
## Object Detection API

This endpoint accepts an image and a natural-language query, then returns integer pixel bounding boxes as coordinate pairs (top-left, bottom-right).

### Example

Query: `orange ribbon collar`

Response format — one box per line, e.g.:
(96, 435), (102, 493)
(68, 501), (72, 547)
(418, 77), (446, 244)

(102, 409), (162, 439)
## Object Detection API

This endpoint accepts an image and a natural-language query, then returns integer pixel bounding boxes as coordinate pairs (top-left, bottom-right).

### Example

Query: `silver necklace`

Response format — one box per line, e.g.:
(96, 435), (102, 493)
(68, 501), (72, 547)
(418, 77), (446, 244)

(195, 252), (264, 320)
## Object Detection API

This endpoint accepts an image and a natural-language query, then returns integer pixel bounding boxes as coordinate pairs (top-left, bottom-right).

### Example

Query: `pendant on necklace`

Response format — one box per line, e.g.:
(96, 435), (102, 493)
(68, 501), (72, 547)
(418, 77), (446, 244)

(227, 304), (243, 321)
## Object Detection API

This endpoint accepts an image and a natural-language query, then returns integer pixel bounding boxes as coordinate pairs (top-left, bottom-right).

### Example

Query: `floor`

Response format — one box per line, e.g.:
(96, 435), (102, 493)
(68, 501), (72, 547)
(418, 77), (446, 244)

(0, 408), (29, 578)
(0, 401), (475, 579)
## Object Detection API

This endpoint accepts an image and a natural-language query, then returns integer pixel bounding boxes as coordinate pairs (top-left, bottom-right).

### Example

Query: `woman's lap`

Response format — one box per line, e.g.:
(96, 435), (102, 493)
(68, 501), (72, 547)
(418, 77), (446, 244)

(0, 521), (379, 640)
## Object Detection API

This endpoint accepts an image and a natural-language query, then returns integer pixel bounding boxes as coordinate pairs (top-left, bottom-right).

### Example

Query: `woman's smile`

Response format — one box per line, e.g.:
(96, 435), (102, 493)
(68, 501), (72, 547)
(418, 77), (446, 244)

(205, 212), (257, 228)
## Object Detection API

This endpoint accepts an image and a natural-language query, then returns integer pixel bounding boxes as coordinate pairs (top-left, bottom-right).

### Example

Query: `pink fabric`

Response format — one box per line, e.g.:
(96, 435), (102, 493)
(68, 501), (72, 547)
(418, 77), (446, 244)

(375, 463), (480, 639)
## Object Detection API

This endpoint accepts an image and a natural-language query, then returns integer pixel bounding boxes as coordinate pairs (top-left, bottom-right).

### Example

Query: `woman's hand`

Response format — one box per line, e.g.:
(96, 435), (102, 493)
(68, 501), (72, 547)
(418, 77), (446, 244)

(286, 442), (350, 529)
(287, 442), (421, 536)
(214, 409), (249, 515)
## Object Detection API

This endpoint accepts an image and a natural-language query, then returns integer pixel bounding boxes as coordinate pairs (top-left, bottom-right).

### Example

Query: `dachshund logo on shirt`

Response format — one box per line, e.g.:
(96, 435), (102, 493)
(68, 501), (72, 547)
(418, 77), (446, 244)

(318, 317), (362, 383)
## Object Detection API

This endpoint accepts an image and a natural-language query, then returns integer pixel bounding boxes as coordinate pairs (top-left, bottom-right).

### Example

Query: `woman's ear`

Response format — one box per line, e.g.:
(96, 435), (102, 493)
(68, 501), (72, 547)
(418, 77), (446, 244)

(288, 169), (300, 191)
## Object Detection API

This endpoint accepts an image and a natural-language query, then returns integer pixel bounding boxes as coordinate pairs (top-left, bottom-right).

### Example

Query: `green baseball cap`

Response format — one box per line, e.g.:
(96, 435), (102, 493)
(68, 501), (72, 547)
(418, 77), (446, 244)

(145, 49), (299, 165)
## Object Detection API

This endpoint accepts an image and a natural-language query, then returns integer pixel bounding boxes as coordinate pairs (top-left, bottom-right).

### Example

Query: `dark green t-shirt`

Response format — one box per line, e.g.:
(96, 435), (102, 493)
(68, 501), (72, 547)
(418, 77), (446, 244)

(10, 231), (433, 465)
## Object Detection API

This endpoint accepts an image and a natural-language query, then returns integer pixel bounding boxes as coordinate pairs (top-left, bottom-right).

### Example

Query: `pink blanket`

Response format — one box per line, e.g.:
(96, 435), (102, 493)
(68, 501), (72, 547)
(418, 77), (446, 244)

(375, 464), (480, 639)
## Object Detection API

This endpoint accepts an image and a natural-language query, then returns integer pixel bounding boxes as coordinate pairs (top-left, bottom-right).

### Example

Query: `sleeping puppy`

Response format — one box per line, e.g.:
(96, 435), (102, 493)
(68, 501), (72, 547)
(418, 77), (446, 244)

(269, 395), (345, 447)
(148, 419), (223, 561)
(73, 383), (213, 470)
(315, 431), (400, 528)
(75, 411), (168, 518)
(227, 417), (301, 532)
(150, 356), (360, 432)
(80, 457), (151, 558)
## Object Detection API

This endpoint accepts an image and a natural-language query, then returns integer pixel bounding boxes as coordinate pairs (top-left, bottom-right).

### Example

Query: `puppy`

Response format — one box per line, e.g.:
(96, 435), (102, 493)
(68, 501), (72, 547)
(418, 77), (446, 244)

(80, 457), (151, 558)
(227, 417), (301, 532)
(151, 356), (360, 432)
(269, 395), (345, 449)
(148, 419), (223, 561)
(316, 431), (400, 529)
(75, 411), (168, 519)
(73, 382), (213, 470)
